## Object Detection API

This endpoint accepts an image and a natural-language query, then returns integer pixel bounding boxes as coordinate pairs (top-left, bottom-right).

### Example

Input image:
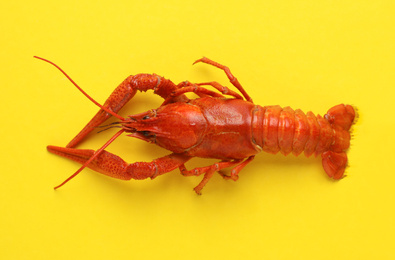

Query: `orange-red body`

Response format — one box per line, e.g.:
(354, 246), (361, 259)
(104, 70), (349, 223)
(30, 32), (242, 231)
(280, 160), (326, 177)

(36, 56), (356, 194)
(122, 98), (354, 180)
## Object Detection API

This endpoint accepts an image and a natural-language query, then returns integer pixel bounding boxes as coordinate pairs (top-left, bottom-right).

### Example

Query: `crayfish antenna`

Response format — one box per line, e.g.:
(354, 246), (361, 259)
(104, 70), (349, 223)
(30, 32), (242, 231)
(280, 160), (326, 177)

(52, 129), (125, 190)
(33, 56), (125, 121)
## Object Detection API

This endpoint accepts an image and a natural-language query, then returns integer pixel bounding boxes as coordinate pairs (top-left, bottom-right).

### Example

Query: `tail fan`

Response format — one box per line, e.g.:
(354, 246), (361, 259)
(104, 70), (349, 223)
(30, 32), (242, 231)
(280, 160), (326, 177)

(322, 104), (357, 179)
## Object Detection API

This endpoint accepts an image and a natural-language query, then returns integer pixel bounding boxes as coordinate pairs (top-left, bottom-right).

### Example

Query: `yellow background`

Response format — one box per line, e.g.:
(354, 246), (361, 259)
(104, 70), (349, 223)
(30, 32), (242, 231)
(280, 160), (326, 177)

(1, 1), (394, 259)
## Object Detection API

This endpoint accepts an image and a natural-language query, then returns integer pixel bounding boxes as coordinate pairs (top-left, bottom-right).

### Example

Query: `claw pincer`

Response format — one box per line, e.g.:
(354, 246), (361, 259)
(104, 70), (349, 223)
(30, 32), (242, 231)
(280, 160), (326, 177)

(36, 56), (356, 194)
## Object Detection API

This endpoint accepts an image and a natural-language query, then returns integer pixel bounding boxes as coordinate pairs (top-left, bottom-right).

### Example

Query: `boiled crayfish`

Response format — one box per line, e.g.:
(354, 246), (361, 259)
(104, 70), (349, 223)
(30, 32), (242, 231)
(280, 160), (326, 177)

(35, 56), (356, 194)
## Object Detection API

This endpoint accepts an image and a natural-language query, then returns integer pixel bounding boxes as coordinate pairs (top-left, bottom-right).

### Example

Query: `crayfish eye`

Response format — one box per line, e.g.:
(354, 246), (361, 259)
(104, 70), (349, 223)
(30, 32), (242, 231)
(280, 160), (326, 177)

(142, 115), (150, 120)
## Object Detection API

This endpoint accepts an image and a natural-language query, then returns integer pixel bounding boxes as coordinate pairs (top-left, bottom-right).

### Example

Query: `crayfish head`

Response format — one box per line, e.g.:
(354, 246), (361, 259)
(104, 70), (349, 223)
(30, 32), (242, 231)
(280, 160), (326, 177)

(121, 102), (207, 153)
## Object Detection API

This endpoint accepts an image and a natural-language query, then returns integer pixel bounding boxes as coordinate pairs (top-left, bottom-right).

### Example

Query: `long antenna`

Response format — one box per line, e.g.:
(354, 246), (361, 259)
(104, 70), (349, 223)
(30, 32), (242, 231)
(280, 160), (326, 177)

(53, 129), (125, 190)
(35, 56), (127, 189)
(34, 56), (125, 121)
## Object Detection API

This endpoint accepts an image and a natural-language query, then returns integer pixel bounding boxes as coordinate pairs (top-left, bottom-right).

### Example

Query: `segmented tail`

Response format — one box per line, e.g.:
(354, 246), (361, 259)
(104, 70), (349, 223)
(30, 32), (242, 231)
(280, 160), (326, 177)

(254, 103), (357, 180)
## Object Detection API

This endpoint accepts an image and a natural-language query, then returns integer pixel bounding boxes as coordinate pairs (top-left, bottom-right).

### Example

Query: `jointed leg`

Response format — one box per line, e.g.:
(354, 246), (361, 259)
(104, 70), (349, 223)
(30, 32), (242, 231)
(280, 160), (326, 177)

(162, 80), (246, 105)
(218, 156), (255, 181)
(180, 160), (244, 195)
(193, 57), (253, 102)
(163, 85), (224, 105)
(178, 81), (244, 99)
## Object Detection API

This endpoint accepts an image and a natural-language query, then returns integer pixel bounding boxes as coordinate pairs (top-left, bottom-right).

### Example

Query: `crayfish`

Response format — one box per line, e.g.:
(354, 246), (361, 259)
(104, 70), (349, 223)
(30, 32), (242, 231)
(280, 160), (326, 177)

(35, 56), (356, 194)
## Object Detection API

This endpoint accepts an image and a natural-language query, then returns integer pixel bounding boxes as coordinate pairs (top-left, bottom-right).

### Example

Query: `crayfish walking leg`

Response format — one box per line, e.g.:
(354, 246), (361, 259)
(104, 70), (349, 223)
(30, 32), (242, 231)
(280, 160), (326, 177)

(193, 57), (253, 102)
(180, 156), (255, 195)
